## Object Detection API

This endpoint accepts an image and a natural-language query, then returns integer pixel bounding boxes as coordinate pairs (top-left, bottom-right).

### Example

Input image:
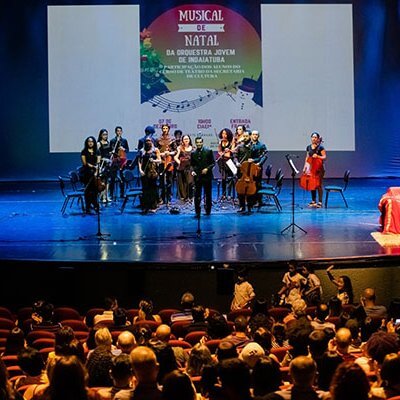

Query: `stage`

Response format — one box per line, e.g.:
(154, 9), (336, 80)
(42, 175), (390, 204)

(0, 177), (398, 264)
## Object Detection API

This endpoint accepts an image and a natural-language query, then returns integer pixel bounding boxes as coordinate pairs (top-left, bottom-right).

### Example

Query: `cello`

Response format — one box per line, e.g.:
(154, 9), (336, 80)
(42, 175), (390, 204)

(299, 135), (324, 191)
(235, 161), (261, 196)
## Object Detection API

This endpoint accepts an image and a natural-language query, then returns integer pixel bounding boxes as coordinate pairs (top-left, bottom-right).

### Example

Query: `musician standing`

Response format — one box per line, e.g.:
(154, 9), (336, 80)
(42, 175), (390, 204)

(174, 134), (193, 202)
(217, 128), (234, 200)
(81, 136), (100, 214)
(97, 129), (111, 203)
(234, 130), (267, 213)
(303, 131), (326, 208)
(109, 126), (129, 199)
(156, 124), (177, 204)
(138, 138), (161, 214)
(191, 137), (215, 218)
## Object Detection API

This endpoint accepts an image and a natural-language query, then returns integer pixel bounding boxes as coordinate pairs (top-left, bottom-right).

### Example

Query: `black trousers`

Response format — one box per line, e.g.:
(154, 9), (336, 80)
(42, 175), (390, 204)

(194, 178), (212, 215)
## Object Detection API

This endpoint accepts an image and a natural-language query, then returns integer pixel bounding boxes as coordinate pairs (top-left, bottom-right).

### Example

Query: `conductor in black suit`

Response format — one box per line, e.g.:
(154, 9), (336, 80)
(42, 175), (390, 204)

(191, 137), (215, 217)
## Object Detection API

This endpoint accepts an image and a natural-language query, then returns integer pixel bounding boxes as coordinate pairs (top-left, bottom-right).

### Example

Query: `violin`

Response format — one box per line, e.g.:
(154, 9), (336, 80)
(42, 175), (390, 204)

(235, 161), (261, 196)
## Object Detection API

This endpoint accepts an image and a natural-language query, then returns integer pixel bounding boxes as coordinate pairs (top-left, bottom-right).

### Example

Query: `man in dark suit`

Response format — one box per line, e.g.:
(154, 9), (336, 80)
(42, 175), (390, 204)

(191, 137), (215, 217)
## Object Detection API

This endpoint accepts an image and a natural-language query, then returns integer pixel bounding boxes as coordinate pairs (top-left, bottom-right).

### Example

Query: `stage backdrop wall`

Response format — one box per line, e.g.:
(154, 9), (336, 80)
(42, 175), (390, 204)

(1, 0), (399, 180)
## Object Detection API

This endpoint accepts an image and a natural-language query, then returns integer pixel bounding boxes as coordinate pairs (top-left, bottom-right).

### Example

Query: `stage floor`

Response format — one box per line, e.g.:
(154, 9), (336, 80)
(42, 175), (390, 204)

(0, 178), (398, 264)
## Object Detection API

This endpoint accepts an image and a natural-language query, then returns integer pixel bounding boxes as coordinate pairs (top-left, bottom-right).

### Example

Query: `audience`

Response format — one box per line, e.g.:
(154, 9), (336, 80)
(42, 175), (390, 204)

(93, 297), (119, 327)
(361, 288), (387, 319)
(3, 327), (25, 355)
(162, 370), (198, 400)
(133, 300), (162, 324)
(170, 292), (195, 323)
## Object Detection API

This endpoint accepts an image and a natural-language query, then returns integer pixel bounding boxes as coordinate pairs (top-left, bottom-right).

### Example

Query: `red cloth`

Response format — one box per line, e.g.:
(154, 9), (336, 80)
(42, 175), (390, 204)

(378, 187), (400, 234)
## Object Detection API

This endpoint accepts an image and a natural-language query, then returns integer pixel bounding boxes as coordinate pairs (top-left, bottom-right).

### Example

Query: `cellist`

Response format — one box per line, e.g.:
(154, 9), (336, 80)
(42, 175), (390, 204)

(302, 131), (326, 208)
(234, 130), (267, 213)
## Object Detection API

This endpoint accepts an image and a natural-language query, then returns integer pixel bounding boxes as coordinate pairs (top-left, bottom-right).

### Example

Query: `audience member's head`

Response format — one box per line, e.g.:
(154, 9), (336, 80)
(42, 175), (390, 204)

(308, 329), (329, 359)
(54, 326), (75, 355)
(366, 331), (399, 365)
(48, 356), (87, 400)
(253, 327), (273, 353)
(17, 347), (44, 376)
(289, 356), (317, 388)
(191, 305), (206, 323)
(4, 327), (25, 355)
(381, 353), (400, 388)
(252, 356), (281, 397)
(162, 370), (196, 400)
(291, 299), (307, 318)
(216, 341), (238, 362)
(207, 313), (231, 339)
(105, 296), (118, 311)
(335, 328), (352, 354)
(181, 292), (195, 309)
(113, 308), (128, 326)
(148, 340), (177, 383)
(117, 331), (137, 354)
(138, 300), (154, 318)
(155, 324), (171, 342)
(251, 298), (269, 316)
(361, 288), (377, 306)
(328, 296), (343, 317)
(32, 300), (54, 323)
(239, 342), (265, 368)
(330, 362), (370, 400)
(286, 320), (312, 357)
(316, 303), (329, 321)
(219, 358), (251, 399)
(110, 354), (132, 386)
(317, 352), (344, 391)
(234, 316), (248, 334)
(94, 327), (112, 348)
(186, 343), (213, 377)
(272, 323), (287, 346)
(130, 346), (159, 383)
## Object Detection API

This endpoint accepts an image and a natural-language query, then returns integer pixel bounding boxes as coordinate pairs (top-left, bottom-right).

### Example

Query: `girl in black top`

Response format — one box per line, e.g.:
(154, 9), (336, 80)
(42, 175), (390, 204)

(81, 136), (100, 214)
(97, 129), (112, 203)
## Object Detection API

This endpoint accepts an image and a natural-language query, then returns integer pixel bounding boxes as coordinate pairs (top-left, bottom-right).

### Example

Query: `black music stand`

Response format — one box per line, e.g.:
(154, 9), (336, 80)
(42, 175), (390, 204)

(82, 176), (111, 241)
(281, 155), (307, 237)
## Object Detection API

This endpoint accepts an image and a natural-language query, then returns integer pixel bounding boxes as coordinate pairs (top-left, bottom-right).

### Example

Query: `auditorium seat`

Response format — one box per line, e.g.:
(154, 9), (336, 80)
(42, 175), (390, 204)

(1, 355), (19, 366)
(158, 309), (180, 324)
(227, 308), (252, 321)
(0, 307), (14, 321)
(271, 346), (291, 362)
(32, 338), (55, 350)
(133, 320), (160, 332)
(268, 307), (290, 321)
(54, 307), (81, 322)
(85, 308), (105, 327)
(171, 321), (191, 339)
(168, 339), (192, 349)
(0, 318), (15, 330)
(26, 330), (55, 346)
(61, 320), (89, 332)
(184, 331), (207, 346)
(204, 339), (221, 354)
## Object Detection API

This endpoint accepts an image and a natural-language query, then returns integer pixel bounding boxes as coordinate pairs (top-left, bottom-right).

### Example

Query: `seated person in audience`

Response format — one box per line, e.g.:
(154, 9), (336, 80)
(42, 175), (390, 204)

(344, 319), (362, 352)
(0, 360), (24, 400)
(187, 305), (209, 333)
(129, 346), (162, 400)
(47, 326), (75, 362)
(239, 342), (265, 369)
(170, 292), (195, 323)
(218, 358), (252, 400)
(148, 339), (177, 385)
(162, 370), (201, 400)
(329, 327), (356, 363)
(153, 324), (188, 368)
(223, 316), (252, 351)
(115, 331), (137, 355)
(3, 327), (25, 355)
(15, 347), (48, 389)
(277, 262), (307, 307)
(112, 308), (132, 331)
(283, 298), (308, 326)
(308, 330), (329, 366)
(271, 323), (289, 348)
(34, 355), (98, 400)
(207, 312), (231, 339)
(186, 343), (214, 378)
(231, 267), (256, 311)
(93, 296), (119, 327)
(253, 327), (278, 363)
(375, 353), (400, 399)
(97, 354), (135, 400)
(257, 356), (330, 400)
(216, 341), (238, 362)
(311, 303), (336, 331)
(30, 300), (61, 333)
(356, 330), (399, 373)
(85, 327), (114, 387)
(133, 300), (162, 324)
(300, 264), (322, 306)
(280, 320), (312, 367)
(249, 298), (274, 334)
(329, 362), (370, 400)
(252, 356), (282, 398)
(316, 351), (343, 391)
(360, 288), (388, 320)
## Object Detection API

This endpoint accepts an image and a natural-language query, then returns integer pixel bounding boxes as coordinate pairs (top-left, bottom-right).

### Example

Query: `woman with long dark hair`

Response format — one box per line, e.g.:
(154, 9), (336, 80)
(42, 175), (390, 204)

(217, 128), (234, 200)
(326, 265), (354, 304)
(174, 135), (193, 202)
(81, 136), (100, 214)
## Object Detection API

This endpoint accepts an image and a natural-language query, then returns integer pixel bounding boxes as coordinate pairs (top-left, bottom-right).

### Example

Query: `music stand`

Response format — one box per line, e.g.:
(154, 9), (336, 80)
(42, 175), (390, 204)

(281, 155), (307, 237)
